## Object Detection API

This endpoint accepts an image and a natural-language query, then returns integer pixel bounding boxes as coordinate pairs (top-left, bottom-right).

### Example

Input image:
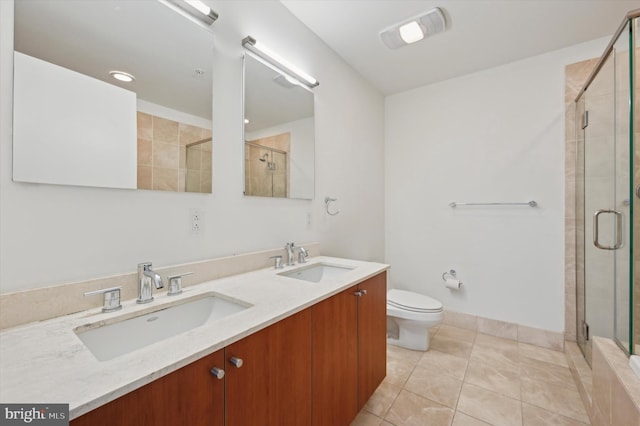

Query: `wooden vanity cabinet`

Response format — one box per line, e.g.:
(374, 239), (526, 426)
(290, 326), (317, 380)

(311, 271), (387, 425)
(225, 308), (312, 426)
(70, 271), (386, 426)
(356, 271), (387, 409)
(70, 349), (225, 426)
(312, 286), (359, 425)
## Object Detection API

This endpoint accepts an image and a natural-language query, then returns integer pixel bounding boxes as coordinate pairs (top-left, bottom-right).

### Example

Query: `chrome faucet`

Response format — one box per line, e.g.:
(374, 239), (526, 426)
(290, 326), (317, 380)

(137, 262), (163, 304)
(297, 246), (309, 264)
(285, 242), (296, 266)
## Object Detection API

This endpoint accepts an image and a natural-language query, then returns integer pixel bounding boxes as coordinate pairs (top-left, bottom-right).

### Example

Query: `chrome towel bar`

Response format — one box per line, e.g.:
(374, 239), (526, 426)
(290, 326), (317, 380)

(449, 201), (537, 208)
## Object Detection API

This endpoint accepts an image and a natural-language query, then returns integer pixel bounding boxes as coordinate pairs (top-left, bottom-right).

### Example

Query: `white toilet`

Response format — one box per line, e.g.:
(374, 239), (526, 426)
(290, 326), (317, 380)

(386, 289), (443, 351)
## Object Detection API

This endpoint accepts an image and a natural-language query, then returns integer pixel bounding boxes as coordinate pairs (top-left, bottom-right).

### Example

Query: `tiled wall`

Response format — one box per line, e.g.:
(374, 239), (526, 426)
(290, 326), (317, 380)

(185, 139), (213, 193)
(137, 112), (212, 193)
(591, 337), (640, 425)
(442, 310), (564, 351)
(565, 57), (600, 342)
(244, 133), (290, 197)
(565, 49), (640, 426)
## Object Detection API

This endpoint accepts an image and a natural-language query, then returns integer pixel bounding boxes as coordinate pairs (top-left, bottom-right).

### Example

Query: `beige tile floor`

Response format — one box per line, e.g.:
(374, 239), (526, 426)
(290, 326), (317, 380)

(353, 325), (590, 426)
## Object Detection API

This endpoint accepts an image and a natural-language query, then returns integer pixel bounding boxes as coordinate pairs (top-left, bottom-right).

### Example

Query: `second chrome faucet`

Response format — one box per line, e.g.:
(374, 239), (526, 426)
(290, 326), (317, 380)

(137, 262), (164, 304)
(283, 242), (309, 267)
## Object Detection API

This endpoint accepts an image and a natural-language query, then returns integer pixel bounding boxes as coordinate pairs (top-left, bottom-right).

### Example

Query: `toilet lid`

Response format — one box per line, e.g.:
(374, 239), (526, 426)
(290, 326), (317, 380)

(387, 289), (443, 313)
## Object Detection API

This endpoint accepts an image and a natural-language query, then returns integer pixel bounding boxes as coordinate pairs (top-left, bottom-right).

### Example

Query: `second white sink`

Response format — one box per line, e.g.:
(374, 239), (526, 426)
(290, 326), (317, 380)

(75, 294), (250, 361)
(278, 263), (354, 283)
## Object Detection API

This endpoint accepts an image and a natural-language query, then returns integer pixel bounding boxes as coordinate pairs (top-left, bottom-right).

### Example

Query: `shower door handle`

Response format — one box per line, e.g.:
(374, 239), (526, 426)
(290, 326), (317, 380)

(593, 209), (623, 250)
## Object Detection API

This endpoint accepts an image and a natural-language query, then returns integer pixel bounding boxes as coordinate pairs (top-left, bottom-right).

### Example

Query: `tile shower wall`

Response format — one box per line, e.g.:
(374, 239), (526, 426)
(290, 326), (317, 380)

(591, 337), (640, 424)
(565, 57), (600, 347)
(566, 44), (639, 351)
(137, 112), (212, 193)
(245, 133), (290, 197)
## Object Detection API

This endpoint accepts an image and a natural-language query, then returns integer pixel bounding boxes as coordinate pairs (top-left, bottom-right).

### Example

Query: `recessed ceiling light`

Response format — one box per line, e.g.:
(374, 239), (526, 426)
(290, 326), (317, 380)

(109, 71), (135, 82)
(380, 8), (446, 49)
(244, 118), (250, 124)
(399, 21), (425, 44)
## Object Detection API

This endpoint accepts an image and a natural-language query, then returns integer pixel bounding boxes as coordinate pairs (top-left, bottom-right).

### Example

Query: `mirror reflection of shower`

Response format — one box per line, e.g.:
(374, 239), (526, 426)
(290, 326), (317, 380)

(259, 152), (276, 170)
(244, 140), (288, 197)
(184, 137), (212, 193)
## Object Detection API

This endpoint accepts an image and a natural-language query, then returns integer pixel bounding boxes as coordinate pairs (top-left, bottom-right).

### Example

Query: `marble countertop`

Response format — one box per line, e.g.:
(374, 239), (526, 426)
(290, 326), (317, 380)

(0, 256), (388, 419)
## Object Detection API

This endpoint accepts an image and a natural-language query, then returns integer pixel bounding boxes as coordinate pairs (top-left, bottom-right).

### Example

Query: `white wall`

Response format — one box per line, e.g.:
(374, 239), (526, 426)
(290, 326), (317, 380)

(13, 52), (137, 189)
(0, 0), (385, 292)
(385, 37), (608, 332)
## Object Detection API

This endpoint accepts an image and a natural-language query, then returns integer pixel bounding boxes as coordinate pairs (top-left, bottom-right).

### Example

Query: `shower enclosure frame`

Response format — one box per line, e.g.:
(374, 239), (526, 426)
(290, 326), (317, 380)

(575, 9), (639, 364)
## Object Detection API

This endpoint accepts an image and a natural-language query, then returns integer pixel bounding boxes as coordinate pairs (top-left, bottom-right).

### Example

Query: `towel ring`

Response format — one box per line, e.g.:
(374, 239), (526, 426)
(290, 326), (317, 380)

(325, 197), (340, 216)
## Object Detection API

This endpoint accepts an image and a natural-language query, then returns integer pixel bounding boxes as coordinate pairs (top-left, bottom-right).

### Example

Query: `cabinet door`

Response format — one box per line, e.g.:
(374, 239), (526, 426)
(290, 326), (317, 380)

(311, 286), (358, 426)
(225, 308), (311, 426)
(357, 272), (387, 409)
(70, 349), (225, 426)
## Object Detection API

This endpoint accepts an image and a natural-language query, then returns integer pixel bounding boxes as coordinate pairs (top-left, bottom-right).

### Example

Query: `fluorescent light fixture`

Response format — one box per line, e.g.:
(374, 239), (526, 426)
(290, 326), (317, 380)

(380, 7), (446, 49)
(160, 0), (218, 26)
(184, 0), (211, 16)
(242, 36), (319, 89)
(109, 71), (135, 82)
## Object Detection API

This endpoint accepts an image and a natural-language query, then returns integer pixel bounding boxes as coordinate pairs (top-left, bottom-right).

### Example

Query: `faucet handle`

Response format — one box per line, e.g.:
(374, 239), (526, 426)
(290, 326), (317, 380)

(84, 286), (123, 313)
(269, 255), (283, 269)
(167, 272), (193, 296)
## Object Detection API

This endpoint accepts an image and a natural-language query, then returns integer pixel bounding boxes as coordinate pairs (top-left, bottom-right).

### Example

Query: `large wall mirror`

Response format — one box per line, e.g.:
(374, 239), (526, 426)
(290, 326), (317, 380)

(13, 0), (214, 193)
(243, 53), (315, 200)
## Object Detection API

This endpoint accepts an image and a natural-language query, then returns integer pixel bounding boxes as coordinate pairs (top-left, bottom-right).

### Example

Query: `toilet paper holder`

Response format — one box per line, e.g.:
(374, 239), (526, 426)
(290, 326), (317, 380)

(442, 269), (457, 281)
(442, 269), (463, 289)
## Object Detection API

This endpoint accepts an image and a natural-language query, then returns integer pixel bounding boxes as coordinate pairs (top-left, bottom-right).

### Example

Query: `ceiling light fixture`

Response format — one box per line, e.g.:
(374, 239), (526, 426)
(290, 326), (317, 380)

(380, 7), (446, 49)
(159, 0), (218, 27)
(109, 71), (135, 83)
(242, 36), (319, 89)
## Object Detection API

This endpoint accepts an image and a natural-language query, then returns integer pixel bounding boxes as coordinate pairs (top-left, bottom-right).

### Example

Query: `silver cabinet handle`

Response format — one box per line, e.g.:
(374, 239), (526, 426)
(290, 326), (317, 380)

(354, 290), (367, 297)
(210, 367), (225, 379)
(593, 209), (623, 250)
(229, 357), (244, 368)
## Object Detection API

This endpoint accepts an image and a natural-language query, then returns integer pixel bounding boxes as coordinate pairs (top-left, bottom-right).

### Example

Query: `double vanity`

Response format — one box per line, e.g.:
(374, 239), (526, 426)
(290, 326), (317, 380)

(0, 255), (388, 425)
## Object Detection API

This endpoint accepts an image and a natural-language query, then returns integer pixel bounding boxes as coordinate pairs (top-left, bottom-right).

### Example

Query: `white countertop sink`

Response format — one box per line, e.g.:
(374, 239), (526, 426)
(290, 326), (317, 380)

(75, 294), (250, 361)
(0, 256), (388, 419)
(278, 262), (354, 283)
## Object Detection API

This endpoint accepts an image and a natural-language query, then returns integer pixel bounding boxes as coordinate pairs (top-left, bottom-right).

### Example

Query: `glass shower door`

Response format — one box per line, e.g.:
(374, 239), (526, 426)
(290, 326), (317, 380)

(577, 23), (633, 364)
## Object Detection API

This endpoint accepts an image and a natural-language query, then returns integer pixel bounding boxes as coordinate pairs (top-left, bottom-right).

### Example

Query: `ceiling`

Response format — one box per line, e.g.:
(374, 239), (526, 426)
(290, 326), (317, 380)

(15, 0), (214, 120)
(281, 0), (639, 95)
